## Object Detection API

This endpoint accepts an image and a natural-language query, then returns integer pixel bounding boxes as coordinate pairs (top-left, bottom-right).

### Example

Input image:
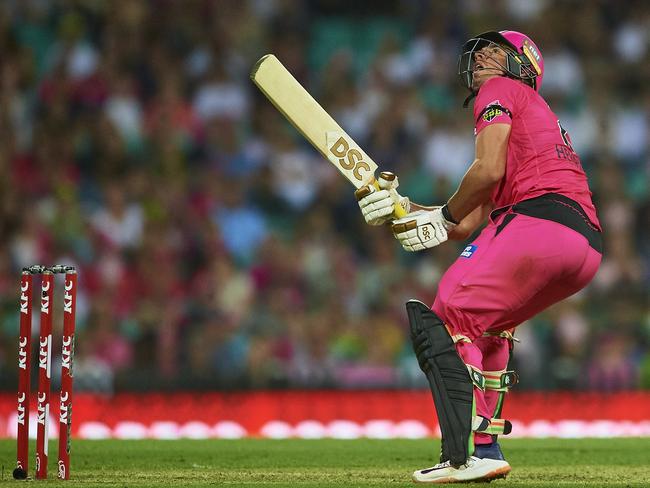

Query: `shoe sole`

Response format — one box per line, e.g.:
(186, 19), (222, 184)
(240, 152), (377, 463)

(412, 465), (511, 484)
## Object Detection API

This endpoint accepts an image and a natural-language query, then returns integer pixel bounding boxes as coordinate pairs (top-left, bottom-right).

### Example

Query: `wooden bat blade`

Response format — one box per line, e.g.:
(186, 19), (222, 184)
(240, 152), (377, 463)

(251, 54), (377, 189)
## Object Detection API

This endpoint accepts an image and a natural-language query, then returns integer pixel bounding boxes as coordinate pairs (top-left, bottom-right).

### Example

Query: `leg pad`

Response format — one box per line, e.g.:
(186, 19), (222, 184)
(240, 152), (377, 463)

(407, 299), (474, 466)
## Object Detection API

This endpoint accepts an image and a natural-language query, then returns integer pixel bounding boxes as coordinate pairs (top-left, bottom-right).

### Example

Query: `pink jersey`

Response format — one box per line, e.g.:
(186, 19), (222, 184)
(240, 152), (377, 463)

(474, 77), (601, 230)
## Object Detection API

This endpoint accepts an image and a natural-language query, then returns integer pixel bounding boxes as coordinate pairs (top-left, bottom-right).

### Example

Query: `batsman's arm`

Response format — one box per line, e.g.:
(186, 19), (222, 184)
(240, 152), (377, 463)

(448, 203), (492, 240)
(445, 123), (510, 222)
(389, 124), (508, 251)
(393, 123), (507, 238)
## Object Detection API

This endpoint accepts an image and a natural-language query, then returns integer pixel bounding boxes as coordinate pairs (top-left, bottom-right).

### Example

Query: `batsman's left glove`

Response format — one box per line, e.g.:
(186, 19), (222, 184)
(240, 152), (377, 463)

(391, 207), (456, 251)
(355, 172), (410, 225)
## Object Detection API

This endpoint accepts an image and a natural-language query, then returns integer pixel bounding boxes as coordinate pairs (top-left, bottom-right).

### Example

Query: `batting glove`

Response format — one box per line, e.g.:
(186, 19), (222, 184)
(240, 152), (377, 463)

(391, 207), (456, 251)
(355, 172), (410, 226)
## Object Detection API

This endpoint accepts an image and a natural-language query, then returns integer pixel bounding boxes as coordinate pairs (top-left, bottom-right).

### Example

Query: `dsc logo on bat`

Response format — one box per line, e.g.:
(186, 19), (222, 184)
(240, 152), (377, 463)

(327, 133), (372, 183)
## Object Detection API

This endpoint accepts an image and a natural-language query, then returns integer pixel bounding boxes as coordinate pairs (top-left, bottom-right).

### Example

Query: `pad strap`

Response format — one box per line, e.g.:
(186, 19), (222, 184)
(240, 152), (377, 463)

(467, 365), (486, 390)
(484, 369), (519, 391)
(445, 327), (485, 390)
(473, 416), (512, 435)
(482, 330), (520, 342)
(445, 324), (472, 344)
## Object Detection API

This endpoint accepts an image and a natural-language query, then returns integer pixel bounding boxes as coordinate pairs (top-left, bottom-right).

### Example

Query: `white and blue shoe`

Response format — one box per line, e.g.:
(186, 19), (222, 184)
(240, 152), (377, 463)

(412, 455), (511, 483)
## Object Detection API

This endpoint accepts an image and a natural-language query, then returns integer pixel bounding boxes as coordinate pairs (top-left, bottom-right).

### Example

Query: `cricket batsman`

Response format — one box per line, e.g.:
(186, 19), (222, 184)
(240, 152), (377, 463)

(356, 31), (602, 483)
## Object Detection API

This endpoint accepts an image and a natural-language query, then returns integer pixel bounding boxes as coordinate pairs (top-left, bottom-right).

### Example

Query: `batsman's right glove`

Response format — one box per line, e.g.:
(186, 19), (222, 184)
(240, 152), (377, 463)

(391, 207), (456, 251)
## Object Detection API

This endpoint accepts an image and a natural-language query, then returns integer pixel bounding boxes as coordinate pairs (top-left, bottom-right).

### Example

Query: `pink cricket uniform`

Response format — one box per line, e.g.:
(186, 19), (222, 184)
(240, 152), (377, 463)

(431, 76), (603, 444)
(472, 77), (600, 229)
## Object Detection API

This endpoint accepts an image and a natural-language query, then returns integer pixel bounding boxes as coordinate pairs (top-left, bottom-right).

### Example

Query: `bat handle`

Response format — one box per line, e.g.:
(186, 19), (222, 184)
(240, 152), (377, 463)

(377, 171), (397, 189)
(392, 201), (408, 218)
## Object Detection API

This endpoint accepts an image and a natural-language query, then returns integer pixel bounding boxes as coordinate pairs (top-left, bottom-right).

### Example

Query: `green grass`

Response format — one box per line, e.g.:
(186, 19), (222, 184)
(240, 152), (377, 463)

(0, 439), (648, 487)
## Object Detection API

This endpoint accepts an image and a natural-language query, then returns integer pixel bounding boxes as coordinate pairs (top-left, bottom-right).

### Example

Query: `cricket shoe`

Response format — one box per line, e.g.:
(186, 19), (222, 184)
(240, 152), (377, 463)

(412, 456), (511, 483)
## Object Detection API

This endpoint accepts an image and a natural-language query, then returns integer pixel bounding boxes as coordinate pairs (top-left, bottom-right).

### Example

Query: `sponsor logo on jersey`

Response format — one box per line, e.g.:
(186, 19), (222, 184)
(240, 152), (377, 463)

(460, 244), (477, 258)
(482, 107), (503, 122)
(481, 100), (504, 122)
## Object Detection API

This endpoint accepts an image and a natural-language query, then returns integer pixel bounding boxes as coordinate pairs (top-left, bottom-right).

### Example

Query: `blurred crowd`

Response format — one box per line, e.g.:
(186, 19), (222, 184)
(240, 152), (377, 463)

(0, 0), (647, 392)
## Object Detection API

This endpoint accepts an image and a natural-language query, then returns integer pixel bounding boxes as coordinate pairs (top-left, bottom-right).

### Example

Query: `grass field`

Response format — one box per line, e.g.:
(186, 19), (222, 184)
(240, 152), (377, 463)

(0, 438), (648, 487)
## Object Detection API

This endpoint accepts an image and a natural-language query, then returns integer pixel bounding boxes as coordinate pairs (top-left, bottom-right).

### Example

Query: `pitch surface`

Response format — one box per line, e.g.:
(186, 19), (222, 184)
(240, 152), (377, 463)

(0, 438), (648, 486)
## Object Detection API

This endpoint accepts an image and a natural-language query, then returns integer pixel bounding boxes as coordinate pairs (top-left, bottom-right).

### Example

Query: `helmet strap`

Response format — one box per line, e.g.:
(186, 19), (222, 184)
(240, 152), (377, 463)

(462, 92), (477, 108)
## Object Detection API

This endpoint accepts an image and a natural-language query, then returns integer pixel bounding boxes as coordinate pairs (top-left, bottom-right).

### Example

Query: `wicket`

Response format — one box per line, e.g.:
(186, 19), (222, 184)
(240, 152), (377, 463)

(14, 265), (77, 481)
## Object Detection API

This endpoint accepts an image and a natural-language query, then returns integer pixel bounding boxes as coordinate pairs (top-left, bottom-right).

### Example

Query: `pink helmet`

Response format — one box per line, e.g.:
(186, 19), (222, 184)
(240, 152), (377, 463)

(458, 30), (544, 93)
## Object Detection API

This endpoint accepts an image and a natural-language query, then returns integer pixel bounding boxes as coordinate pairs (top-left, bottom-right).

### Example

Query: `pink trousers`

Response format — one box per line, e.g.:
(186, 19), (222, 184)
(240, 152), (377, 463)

(432, 211), (602, 445)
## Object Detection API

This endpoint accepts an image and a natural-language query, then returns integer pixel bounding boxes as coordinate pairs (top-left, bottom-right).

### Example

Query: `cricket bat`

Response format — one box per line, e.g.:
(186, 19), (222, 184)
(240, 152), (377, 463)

(250, 54), (407, 218)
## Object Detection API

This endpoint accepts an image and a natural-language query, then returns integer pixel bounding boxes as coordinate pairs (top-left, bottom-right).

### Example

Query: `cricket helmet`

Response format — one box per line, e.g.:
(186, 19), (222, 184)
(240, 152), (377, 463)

(458, 30), (544, 93)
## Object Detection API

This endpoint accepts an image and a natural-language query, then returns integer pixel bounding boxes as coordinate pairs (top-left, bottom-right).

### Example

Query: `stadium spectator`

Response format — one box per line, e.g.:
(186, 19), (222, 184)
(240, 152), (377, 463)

(0, 0), (646, 394)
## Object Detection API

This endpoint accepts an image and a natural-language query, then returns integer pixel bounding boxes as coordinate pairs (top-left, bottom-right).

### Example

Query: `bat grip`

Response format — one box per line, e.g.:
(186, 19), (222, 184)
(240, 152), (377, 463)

(393, 204), (408, 218)
(371, 179), (408, 219)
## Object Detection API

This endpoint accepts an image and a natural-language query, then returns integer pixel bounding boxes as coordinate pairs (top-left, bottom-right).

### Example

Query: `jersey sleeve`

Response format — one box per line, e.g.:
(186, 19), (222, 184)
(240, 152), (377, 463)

(473, 77), (522, 135)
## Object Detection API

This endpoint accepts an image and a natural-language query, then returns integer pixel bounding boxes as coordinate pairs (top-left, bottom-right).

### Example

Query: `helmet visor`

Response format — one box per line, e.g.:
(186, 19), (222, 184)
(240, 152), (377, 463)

(457, 37), (509, 91)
